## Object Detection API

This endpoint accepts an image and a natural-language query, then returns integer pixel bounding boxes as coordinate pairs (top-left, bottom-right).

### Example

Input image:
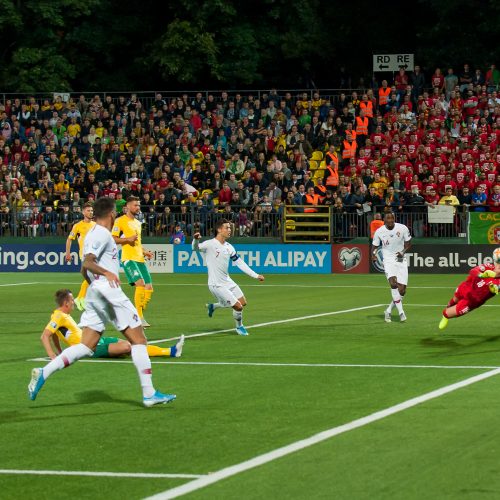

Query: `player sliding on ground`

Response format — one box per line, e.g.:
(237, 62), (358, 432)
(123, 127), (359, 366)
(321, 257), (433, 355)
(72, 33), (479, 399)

(192, 218), (265, 336)
(371, 212), (412, 323)
(41, 289), (184, 359)
(439, 249), (500, 330)
(29, 197), (176, 407)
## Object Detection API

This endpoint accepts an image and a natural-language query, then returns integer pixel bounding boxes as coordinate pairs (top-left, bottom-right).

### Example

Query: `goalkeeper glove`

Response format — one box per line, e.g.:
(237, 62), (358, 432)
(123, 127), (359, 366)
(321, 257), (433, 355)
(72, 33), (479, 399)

(489, 283), (499, 295)
(479, 270), (497, 278)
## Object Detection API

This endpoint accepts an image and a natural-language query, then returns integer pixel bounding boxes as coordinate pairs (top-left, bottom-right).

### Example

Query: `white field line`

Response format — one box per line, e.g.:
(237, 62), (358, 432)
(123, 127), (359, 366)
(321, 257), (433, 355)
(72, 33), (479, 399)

(0, 282), (40, 287)
(146, 303), (384, 343)
(0, 280), (458, 290)
(26, 358), (500, 370)
(145, 367), (500, 500)
(0, 469), (203, 479)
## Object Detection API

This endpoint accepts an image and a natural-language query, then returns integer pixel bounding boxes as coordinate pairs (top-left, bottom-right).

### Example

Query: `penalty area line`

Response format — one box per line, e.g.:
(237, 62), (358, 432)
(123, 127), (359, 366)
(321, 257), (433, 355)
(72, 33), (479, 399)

(147, 303), (385, 343)
(0, 469), (204, 479)
(145, 367), (500, 500)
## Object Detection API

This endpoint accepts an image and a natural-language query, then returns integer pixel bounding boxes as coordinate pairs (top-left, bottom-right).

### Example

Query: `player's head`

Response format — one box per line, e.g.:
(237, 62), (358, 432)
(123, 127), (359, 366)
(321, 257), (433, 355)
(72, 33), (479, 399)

(126, 195), (141, 216)
(384, 212), (396, 229)
(215, 218), (232, 238)
(93, 196), (117, 224)
(55, 289), (74, 311)
(82, 202), (93, 221)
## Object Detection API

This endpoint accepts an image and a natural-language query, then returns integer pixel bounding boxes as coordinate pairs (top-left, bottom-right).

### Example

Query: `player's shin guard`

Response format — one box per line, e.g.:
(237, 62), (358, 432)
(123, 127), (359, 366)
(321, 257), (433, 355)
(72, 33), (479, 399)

(131, 344), (155, 398)
(78, 280), (89, 300)
(143, 288), (153, 311)
(390, 288), (404, 314)
(135, 286), (145, 318)
(43, 344), (93, 378)
(233, 309), (243, 327)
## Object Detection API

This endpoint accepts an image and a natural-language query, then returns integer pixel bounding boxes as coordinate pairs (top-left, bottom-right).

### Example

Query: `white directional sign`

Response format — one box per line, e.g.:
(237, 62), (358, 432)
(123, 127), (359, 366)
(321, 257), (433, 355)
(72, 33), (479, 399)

(373, 54), (414, 72)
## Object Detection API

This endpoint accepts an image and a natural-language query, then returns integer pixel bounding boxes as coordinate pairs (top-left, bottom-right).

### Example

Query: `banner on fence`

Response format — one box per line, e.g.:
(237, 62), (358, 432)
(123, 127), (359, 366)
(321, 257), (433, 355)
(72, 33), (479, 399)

(468, 212), (500, 244)
(370, 244), (496, 274)
(0, 244), (80, 272)
(174, 244), (332, 274)
(331, 244), (370, 273)
(427, 205), (454, 223)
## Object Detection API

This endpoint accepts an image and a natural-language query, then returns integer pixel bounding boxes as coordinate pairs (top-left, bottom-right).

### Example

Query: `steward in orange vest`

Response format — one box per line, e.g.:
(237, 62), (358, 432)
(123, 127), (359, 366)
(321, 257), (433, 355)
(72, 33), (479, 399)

(355, 116), (368, 135)
(378, 81), (391, 108)
(314, 179), (327, 201)
(342, 136), (357, 161)
(359, 99), (373, 118)
(304, 187), (321, 212)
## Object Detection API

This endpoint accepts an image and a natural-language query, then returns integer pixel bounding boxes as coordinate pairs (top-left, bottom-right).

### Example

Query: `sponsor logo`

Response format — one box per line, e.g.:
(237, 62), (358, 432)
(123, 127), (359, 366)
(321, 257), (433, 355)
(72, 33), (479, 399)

(338, 247), (361, 271)
(372, 247), (385, 273)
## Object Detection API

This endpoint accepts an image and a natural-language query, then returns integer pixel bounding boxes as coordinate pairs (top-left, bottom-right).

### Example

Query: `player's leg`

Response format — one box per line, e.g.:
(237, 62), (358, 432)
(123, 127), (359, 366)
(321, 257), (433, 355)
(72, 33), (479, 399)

(110, 290), (176, 406)
(207, 285), (233, 317)
(384, 274), (401, 322)
(123, 260), (146, 321)
(395, 265), (408, 322)
(95, 337), (131, 357)
(139, 263), (154, 312)
(147, 335), (185, 358)
(28, 287), (104, 400)
(439, 283), (466, 330)
(75, 279), (89, 311)
(440, 299), (471, 330)
(232, 285), (249, 335)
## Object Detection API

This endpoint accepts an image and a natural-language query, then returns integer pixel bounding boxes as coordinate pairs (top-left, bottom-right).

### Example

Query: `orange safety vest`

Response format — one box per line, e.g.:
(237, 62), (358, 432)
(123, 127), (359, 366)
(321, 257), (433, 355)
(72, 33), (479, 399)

(370, 219), (384, 238)
(378, 87), (391, 106)
(355, 116), (368, 135)
(304, 193), (321, 212)
(315, 184), (327, 201)
(342, 140), (357, 159)
(325, 165), (339, 187)
(345, 129), (357, 141)
(326, 151), (339, 168)
(360, 101), (373, 118)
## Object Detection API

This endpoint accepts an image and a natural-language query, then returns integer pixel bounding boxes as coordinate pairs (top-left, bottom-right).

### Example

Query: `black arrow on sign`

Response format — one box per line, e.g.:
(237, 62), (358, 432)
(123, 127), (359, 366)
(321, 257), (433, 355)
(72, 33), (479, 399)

(378, 64), (389, 70)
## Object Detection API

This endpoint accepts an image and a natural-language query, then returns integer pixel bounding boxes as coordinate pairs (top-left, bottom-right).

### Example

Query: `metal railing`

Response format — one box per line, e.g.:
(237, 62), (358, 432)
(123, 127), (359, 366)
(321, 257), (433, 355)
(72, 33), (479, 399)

(1, 204), (469, 241)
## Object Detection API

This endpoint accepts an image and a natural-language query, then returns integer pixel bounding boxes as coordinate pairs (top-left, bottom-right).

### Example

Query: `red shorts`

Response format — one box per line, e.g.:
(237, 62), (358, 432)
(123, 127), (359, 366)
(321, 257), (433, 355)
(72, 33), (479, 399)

(454, 282), (480, 316)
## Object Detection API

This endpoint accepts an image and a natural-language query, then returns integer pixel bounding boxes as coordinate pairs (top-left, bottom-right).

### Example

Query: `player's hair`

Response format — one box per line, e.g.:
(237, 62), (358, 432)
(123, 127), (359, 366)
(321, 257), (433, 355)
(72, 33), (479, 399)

(83, 202), (93, 209)
(384, 211), (395, 218)
(126, 195), (140, 204)
(93, 196), (115, 219)
(55, 289), (72, 306)
(214, 218), (230, 236)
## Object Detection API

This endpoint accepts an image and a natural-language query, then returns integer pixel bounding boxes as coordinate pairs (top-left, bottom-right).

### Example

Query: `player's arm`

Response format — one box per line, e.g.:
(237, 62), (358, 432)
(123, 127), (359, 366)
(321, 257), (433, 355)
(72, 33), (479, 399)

(65, 226), (77, 262)
(111, 221), (137, 246)
(371, 232), (381, 261)
(40, 329), (59, 359)
(82, 253), (120, 287)
(231, 254), (265, 281)
(397, 239), (412, 260)
(191, 232), (207, 252)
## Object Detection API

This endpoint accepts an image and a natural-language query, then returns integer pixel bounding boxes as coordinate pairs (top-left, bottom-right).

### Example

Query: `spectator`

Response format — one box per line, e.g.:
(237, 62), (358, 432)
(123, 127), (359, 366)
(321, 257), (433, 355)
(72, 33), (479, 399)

(470, 186), (488, 212)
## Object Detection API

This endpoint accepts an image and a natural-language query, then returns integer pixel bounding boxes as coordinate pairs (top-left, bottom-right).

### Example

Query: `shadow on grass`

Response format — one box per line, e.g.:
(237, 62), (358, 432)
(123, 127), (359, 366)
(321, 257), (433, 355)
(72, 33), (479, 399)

(421, 334), (500, 356)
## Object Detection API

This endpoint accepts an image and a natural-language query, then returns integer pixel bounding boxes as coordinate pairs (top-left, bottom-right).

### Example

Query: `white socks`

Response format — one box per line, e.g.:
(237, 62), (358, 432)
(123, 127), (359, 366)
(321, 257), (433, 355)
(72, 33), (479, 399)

(131, 344), (155, 398)
(213, 303), (228, 310)
(233, 310), (243, 327)
(42, 343), (94, 378)
(390, 288), (404, 314)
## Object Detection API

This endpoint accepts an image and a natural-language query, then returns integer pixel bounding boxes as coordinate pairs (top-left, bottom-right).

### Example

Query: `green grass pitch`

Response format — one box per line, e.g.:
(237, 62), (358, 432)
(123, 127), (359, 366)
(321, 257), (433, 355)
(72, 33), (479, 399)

(2, 272), (500, 499)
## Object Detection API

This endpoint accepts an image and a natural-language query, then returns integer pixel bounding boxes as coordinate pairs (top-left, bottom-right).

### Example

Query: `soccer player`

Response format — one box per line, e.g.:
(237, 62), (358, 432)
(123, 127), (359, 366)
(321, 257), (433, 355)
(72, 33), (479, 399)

(371, 212), (412, 322)
(29, 197), (175, 407)
(438, 258), (500, 330)
(112, 196), (154, 327)
(65, 202), (95, 311)
(41, 288), (184, 359)
(192, 218), (265, 336)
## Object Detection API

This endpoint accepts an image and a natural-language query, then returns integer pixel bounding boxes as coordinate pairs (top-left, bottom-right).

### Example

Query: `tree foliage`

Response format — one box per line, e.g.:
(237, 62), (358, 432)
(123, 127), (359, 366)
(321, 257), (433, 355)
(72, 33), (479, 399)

(0, 0), (498, 92)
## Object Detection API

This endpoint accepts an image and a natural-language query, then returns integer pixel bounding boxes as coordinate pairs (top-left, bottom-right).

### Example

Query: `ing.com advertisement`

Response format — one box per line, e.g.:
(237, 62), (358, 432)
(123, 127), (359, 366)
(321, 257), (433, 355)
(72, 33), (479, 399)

(0, 245), (80, 272)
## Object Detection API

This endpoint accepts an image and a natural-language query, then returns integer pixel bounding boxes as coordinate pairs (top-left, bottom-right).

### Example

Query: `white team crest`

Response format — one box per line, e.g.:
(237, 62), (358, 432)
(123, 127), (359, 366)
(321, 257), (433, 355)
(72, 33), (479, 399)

(338, 247), (361, 271)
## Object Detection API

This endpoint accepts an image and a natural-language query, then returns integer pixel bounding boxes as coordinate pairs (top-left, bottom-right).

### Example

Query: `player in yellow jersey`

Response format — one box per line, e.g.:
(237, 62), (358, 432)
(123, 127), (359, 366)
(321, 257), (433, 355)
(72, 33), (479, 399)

(112, 196), (154, 327)
(65, 202), (95, 311)
(40, 289), (184, 359)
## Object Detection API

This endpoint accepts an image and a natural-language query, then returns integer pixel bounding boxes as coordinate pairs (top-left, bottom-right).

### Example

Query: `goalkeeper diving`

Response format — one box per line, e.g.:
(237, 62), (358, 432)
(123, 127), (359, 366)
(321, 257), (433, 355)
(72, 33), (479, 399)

(439, 248), (500, 330)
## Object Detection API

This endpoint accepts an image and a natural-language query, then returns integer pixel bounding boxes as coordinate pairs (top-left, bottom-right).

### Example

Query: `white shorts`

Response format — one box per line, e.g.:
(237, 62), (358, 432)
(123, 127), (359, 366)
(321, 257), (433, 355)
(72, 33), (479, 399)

(384, 259), (408, 285)
(79, 280), (142, 333)
(209, 283), (244, 307)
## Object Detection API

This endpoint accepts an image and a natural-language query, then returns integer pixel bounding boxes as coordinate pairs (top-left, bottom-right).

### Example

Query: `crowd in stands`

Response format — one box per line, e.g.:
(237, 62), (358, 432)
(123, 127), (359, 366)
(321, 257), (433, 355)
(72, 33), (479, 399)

(0, 61), (499, 239)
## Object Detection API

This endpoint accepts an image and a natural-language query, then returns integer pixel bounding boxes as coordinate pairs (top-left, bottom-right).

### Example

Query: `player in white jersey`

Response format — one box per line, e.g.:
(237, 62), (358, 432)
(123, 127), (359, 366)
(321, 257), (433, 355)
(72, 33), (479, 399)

(371, 212), (412, 323)
(192, 218), (265, 335)
(28, 197), (176, 407)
